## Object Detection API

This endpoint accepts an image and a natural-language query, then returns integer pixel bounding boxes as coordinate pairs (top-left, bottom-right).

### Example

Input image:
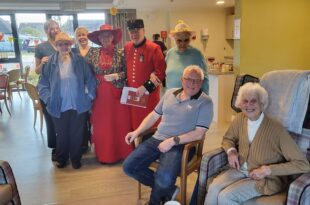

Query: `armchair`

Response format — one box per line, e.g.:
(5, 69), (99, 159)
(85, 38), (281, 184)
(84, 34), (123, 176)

(0, 160), (21, 205)
(196, 71), (310, 205)
(137, 128), (204, 205)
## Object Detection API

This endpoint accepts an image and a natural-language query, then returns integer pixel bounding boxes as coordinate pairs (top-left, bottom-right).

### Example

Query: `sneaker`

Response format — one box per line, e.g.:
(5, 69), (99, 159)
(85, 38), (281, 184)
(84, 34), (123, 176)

(170, 186), (179, 201)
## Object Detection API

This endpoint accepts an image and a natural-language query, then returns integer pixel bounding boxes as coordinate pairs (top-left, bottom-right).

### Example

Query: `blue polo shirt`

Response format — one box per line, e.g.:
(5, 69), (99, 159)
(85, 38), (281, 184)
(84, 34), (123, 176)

(153, 88), (213, 140)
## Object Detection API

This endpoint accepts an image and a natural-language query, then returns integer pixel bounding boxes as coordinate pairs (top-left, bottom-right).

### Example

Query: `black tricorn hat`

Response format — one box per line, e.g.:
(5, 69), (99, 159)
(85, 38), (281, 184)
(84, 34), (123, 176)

(127, 19), (144, 30)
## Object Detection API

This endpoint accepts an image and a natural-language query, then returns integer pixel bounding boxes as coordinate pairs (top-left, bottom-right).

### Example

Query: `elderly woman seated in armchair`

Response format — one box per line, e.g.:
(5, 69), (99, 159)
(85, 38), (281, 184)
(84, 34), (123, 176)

(205, 82), (310, 205)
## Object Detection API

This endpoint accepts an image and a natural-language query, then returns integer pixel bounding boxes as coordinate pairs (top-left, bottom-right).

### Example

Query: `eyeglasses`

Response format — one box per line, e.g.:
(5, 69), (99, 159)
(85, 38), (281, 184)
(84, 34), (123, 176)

(242, 98), (258, 105)
(176, 38), (190, 43)
(183, 77), (202, 84)
(57, 42), (71, 47)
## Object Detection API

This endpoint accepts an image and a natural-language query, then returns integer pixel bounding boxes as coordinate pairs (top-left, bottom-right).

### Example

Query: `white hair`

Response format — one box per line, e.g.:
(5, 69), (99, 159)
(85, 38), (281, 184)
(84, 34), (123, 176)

(235, 82), (269, 111)
(182, 65), (204, 80)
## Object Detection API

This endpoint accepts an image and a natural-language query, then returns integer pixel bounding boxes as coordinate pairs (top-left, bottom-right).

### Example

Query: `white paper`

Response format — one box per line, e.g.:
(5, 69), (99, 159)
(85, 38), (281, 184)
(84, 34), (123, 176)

(120, 86), (137, 104)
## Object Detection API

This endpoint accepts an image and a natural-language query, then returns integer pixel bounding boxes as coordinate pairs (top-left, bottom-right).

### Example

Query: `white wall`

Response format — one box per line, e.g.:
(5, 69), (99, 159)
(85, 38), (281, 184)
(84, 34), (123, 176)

(137, 7), (234, 62)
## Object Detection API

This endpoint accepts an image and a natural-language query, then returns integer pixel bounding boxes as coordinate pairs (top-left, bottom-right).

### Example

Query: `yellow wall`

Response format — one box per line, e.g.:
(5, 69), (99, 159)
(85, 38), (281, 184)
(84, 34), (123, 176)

(239, 0), (310, 77)
(137, 8), (234, 62)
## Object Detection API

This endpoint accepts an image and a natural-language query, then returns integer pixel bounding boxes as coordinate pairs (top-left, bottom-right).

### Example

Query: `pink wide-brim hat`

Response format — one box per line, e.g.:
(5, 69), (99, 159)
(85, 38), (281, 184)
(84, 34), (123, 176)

(88, 24), (122, 46)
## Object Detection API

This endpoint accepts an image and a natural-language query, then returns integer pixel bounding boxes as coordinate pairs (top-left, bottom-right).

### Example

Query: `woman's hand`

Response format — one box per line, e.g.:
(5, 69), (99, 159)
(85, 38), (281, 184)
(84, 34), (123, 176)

(104, 73), (119, 82)
(249, 165), (271, 180)
(228, 149), (240, 169)
(158, 138), (174, 153)
(41, 56), (49, 65)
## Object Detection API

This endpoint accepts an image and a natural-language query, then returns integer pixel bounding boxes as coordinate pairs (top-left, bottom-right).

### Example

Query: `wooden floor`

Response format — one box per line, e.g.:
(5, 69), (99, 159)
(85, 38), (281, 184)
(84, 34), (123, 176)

(0, 91), (228, 205)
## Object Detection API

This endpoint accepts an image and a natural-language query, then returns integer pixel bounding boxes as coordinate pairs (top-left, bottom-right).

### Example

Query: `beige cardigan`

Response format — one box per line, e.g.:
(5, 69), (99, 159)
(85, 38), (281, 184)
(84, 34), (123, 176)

(222, 113), (310, 195)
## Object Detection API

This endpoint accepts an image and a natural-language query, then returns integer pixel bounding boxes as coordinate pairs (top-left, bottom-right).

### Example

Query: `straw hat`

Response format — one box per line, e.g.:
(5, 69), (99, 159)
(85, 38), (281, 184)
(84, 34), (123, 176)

(55, 32), (74, 45)
(88, 24), (122, 46)
(170, 20), (196, 38)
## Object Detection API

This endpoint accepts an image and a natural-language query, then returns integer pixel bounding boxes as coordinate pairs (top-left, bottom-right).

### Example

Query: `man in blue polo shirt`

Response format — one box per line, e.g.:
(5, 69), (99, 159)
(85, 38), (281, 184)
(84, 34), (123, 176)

(123, 65), (213, 205)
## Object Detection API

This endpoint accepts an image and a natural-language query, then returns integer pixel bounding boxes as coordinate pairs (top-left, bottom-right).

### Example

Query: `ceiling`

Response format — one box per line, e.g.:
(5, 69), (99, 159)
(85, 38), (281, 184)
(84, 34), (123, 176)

(0, 0), (235, 10)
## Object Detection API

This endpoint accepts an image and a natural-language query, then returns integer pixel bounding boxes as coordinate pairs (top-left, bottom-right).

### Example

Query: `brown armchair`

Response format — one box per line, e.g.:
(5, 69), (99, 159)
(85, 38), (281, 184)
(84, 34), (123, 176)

(0, 160), (21, 205)
(137, 128), (204, 205)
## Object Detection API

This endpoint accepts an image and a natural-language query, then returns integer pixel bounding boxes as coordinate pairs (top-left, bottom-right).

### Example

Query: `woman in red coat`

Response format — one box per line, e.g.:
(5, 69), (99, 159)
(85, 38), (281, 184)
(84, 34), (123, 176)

(88, 24), (133, 163)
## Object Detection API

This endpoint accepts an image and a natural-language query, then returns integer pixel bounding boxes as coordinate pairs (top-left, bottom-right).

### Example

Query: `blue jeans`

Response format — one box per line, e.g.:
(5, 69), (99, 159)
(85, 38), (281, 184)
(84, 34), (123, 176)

(123, 137), (184, 205)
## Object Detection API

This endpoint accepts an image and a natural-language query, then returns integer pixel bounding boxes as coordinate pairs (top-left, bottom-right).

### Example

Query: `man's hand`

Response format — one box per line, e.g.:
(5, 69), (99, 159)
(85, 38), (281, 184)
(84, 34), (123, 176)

(136, 86), (148, 97)
(158, 138), (174, 153)
(125, 131), (139, 145)
(150, 73), (161, 87)
(228, 149), (240, 169)
(104, 73), (119, 82)
(249, 165), (271, 180)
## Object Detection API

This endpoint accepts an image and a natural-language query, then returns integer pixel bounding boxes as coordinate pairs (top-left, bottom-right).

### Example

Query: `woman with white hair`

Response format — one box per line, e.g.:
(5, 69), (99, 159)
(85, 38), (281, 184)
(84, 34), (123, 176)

(165, 20), (209, 94)
(38, 32), (97, 169)
(204, 82), (310, 205)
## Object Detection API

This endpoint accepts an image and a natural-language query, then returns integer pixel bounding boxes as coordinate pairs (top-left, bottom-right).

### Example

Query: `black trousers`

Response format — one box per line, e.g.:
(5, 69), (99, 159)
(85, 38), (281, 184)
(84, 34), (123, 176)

(82, 112), (91, 149)
(52, 110), (87, 164)
(40, 99), (57, 149)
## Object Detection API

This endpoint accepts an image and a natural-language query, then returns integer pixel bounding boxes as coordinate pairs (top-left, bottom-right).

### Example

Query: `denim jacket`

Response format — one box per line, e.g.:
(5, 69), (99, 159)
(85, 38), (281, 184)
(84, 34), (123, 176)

(38, 52), (97, 118)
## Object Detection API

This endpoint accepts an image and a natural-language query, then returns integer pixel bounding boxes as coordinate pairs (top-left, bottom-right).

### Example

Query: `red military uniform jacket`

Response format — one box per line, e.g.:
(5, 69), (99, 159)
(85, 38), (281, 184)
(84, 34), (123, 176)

(125, 38), (166, 129)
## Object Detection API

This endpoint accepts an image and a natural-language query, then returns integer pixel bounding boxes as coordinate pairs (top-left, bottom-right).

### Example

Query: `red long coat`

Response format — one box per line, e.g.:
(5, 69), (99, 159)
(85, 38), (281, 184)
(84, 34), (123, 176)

(125, 39), (166, 129)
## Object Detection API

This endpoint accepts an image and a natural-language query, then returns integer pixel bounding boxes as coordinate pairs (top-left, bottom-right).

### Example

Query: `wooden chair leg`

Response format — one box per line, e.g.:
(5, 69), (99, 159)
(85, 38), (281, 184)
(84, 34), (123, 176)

(4, 98), (11, 116)
(33, 107), (37, 128)
(40, 109), (43, 133)
(180, 175), (187, 205)
(138, 182), (142, 200)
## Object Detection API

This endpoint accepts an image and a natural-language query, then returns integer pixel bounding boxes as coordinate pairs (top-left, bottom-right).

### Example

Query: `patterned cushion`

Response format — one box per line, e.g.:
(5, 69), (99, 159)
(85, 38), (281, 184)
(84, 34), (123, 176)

(231, 74), (260, 113)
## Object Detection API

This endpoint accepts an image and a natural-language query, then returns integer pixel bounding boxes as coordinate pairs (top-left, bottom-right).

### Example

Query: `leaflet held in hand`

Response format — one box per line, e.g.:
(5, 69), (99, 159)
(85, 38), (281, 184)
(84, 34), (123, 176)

(120, 86), (149, 108)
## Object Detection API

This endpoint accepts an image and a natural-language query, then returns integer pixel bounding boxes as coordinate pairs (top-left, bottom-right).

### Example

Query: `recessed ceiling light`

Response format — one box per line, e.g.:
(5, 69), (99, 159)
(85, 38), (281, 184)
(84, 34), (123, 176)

(216, 1), (225, 5)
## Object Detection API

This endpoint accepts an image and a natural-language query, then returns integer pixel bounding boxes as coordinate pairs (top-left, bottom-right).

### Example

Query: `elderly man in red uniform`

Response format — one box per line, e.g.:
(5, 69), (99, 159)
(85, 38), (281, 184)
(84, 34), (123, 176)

(125, 19), (166, 130)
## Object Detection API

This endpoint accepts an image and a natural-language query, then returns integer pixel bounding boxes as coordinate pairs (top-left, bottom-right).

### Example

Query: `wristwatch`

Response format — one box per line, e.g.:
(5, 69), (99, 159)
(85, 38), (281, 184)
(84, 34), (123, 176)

(173, 136), (180, 145)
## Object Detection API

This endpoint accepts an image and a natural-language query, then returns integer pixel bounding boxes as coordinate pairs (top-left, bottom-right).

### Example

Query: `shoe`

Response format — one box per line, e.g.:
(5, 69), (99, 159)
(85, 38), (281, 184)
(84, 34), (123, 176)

(161, 185), (180, 204)
(170, 186), (179, 201)
(56, 161), (67, 169)
(72, 162), (82, 169)
(51, 149), (57, 161)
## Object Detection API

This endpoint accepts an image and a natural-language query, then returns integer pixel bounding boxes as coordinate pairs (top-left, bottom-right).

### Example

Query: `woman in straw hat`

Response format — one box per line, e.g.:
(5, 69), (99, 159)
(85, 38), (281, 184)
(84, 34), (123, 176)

(38, 32), (97, 169)
(166, 20), (209, 94)
(87, 24), (133, 164)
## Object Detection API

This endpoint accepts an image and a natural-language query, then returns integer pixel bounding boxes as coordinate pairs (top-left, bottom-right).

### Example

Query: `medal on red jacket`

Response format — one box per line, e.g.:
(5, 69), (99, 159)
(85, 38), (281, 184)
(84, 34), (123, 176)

(139, 53), (144, 62)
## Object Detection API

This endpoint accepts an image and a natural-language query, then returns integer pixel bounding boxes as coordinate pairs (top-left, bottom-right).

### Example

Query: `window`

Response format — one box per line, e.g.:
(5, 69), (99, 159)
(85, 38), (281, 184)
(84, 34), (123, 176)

(0, 15), (17, 62)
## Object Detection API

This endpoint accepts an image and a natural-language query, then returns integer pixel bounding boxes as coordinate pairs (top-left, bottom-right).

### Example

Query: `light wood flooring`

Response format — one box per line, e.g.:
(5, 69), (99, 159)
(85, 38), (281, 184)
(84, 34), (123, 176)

(0, 91), (229, 205)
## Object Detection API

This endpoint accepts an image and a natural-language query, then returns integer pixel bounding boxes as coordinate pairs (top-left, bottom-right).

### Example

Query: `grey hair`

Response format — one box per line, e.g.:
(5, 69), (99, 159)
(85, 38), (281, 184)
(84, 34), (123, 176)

(183, 65), (204, 80)
(44, 19), (59, 33)
(235, 82), (269, 111)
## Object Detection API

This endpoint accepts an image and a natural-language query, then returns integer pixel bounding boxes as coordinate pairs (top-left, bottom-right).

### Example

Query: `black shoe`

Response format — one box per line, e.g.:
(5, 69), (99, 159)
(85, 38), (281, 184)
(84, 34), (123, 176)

(56, 161), (67, 169)
(51, 149), (57, 161)
(72, 162), (82, 169)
